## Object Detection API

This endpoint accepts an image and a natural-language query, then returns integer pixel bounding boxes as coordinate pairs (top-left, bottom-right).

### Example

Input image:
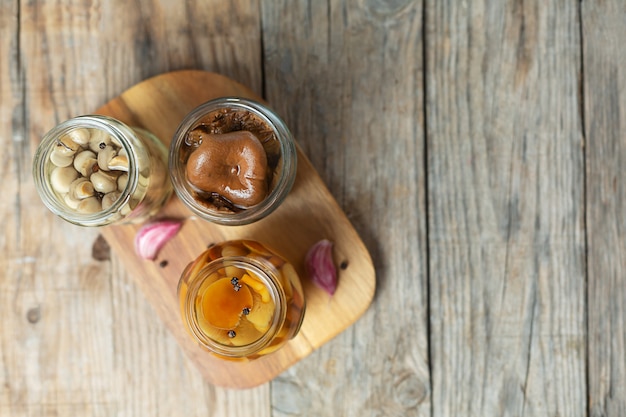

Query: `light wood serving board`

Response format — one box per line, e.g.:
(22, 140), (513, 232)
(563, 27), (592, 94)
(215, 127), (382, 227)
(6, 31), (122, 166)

(95, 70), (375, 389)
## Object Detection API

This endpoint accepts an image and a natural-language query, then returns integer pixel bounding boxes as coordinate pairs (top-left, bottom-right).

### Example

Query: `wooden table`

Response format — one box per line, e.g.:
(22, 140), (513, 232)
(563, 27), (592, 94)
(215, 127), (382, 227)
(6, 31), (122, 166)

(1, 1), (624, 416)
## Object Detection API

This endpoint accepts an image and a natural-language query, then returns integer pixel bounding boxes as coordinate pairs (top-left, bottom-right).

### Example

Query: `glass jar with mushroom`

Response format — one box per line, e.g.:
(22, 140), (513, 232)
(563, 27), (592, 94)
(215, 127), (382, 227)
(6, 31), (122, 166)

(32, 115), (172, 226)
(169, 97), (298, 225)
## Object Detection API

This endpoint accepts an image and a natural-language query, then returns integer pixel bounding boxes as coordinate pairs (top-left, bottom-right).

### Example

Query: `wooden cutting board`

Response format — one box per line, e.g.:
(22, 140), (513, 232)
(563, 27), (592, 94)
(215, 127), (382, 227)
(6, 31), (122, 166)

(96, 70), (375, 389)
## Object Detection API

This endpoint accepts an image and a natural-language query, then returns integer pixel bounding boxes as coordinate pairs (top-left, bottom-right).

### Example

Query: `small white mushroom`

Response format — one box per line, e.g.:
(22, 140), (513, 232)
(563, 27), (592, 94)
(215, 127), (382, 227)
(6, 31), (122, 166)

(97, 145), (117, 171)
(73, 150), (97, 177)
(117, 173), (129, 191)
(69, 178), (94, 200)
(88, 129), (111, 153)
(118, 147), (127, 157)
(63, 192), (80, 209)
(109, 135), (122, 147)
(67, 128), (90, 145)
(108, 155), (129, 171)
(49, 150), (74, 167)
(54, 136), (80, 157)
(101, 191), (121, 210)
(77, 196), (102, 214)
(50, 166), (79, 194)
(90, 170), (118, 193)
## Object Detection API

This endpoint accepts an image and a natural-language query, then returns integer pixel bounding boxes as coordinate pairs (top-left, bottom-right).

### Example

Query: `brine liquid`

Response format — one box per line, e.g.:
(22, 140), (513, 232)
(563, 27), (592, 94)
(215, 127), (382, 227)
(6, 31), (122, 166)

(179, 240), (305, 358)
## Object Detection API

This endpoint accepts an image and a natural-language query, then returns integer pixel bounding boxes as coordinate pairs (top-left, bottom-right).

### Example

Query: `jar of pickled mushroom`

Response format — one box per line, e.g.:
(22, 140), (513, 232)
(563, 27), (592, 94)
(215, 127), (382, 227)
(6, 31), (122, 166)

(169, 97), (297, 225)
(178, 240), (305, 360)
(32, 115), (172, 226)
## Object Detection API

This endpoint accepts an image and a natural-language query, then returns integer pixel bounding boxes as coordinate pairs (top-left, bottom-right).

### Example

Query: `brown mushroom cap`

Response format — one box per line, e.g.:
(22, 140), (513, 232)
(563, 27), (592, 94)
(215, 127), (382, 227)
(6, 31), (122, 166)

(186, 131), (269, 208)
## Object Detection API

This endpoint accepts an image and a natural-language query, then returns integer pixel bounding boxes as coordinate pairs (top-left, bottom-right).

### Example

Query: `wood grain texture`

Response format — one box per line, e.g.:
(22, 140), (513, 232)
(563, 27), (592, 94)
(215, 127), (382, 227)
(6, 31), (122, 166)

(426, 0), (586, 415)
(7, 0), (626, 415)
(261, 0), (430, 415)
(583, 1), (626, 416)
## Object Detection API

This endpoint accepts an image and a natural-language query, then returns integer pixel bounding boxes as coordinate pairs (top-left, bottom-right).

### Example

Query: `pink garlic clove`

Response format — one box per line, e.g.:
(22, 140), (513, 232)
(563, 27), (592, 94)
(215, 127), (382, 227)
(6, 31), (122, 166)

(134, 219), (183, 260)
(305, 239), (338, 295)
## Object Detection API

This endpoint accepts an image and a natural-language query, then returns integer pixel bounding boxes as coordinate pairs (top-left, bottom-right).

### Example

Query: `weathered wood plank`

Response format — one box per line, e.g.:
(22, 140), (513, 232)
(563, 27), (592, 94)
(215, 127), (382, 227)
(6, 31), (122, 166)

(262, 0), (430, 415)
(582, 1), (626, 416)
(3, 1), (270, 416)
(8, 0), (621, 415)
(426, 1), (586, 415)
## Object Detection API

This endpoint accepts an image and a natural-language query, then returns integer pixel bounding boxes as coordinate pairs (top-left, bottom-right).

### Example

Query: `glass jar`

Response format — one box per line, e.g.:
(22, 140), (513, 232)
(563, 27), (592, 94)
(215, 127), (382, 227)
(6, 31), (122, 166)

(178, 240), (305, 360)
(32, 115), (172, 226)
(169, 97), (297, 226)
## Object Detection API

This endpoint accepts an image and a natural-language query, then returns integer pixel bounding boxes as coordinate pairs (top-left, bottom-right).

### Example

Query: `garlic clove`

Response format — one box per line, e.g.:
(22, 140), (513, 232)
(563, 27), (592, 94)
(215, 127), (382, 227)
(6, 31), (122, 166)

(134, 219), (183, 260)
(245, 289), (274, 333)
(278, 263), (296, 299)
(305, 239), (338, 296)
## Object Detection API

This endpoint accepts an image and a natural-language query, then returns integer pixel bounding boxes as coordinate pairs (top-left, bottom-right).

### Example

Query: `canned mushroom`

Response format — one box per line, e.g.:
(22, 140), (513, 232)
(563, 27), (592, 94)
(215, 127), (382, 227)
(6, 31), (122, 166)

(32, 115), (172, 226)
(178, 240), (306, 360)
(169, 97), (297, 225)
